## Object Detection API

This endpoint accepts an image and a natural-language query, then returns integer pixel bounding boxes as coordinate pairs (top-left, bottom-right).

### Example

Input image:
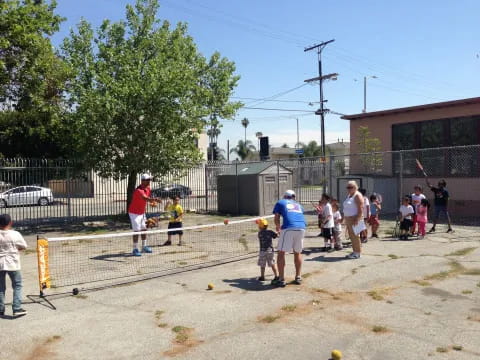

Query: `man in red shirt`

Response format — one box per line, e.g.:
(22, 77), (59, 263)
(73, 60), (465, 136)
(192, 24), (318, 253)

(128, 174), (161, 256)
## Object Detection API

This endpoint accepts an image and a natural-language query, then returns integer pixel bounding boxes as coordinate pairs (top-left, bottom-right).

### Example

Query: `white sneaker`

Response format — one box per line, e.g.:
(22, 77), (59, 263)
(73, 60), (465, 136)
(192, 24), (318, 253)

(346, 252), (360, 259)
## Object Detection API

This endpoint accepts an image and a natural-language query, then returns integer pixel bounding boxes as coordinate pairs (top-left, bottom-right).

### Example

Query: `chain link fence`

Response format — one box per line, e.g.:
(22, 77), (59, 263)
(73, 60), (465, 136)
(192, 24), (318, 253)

(0, 145), (478, 228)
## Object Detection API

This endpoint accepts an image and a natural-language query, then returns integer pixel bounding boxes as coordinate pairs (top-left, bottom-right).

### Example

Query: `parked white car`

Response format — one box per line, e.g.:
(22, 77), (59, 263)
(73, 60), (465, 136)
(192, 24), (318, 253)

(0, 186), (54, 208)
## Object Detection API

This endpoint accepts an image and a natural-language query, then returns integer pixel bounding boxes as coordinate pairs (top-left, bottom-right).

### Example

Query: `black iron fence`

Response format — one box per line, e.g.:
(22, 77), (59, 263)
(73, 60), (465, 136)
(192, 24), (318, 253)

(1, 144), (478, 228)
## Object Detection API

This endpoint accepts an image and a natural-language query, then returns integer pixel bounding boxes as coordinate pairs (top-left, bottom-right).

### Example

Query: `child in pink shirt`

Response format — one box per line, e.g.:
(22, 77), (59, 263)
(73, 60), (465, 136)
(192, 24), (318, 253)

(416, 198), (429, 239)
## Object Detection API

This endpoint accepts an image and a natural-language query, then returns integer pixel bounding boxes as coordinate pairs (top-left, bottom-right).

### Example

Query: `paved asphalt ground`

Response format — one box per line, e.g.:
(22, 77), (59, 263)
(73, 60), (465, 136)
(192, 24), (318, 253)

(1, 215), (480, 360)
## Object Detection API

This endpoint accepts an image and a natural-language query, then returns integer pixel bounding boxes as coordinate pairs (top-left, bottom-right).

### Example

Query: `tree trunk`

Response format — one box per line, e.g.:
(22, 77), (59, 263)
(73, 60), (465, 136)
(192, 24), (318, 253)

(126, 171), (137, 214)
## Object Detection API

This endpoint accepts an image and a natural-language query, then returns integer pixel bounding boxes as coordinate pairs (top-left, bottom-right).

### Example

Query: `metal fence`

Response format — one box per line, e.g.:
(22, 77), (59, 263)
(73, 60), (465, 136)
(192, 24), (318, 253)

(1, 144), (478, 228)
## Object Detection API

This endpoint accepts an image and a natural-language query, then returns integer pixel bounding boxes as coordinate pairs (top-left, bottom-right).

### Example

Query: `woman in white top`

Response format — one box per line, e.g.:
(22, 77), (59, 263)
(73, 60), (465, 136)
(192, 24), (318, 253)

(342, 180), (364, 259)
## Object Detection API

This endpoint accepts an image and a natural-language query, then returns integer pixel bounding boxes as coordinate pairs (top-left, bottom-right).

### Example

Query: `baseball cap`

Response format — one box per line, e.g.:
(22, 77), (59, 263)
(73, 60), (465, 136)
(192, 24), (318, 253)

(258, 218), (268, 227)
(0, 214), (12, 227)
(141, 174), (153, 181)
(284, 189), (295, 198)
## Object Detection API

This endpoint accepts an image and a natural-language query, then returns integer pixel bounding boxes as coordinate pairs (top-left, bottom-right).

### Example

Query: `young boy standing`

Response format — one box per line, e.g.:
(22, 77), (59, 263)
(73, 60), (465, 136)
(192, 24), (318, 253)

(163, 196), (184, 246)
(398, 197), (414, 240)
(426, 179), (453, 233)
(0, 214), (28, 317)
(256, 218), (279, 282)
(319, 194), (335, 252)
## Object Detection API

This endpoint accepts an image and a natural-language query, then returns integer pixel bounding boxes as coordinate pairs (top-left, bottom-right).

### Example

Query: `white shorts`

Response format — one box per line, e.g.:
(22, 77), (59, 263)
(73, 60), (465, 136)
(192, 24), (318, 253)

(277, 228), (305, 253)
(129, 213), (146, 232)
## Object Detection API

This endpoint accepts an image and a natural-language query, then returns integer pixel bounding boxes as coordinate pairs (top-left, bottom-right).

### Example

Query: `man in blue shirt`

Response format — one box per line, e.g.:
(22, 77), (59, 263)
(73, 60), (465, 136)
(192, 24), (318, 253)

(272, 190), (306, 287)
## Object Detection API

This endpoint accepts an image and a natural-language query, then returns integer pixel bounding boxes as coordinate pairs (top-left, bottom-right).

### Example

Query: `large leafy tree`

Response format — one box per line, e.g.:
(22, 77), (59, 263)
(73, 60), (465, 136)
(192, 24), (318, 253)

(356, 125), (383, 173)
(230, 140), (255, 161)
(0, 0), (70, 157)
(61, 0), (241, 209)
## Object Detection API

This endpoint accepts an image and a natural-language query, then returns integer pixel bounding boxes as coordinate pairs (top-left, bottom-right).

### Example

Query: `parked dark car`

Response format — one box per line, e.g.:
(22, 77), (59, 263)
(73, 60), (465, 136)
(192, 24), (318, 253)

(151, 184), (192, 199)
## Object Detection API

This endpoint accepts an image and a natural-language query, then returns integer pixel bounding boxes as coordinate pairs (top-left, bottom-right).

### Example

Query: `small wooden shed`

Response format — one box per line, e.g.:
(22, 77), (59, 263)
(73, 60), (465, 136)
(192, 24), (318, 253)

(217, 162), (293, 215)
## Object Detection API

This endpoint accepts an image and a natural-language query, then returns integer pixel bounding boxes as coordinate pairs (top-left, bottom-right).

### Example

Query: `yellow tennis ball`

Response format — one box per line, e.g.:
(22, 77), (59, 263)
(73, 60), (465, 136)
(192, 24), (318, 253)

(207, 283), (214, 290)
(331, 349), (342, 360)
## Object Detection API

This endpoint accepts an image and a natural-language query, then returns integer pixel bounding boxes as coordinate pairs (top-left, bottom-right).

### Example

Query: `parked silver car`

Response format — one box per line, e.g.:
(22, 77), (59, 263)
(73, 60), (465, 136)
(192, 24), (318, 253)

(0, 186), (54, 208)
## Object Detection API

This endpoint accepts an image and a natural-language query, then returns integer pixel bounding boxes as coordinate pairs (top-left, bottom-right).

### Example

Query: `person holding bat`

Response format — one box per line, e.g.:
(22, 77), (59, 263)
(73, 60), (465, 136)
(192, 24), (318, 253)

(128, 174), (162, 256)
(426, 178), (453, 233)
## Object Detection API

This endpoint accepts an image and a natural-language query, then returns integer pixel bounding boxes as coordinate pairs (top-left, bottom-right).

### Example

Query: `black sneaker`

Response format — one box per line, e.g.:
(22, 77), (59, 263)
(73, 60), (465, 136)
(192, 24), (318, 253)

(327, 247), (335, 253)
(272, 278), (286, 287)
(162, 241), (172, 246)
(257, 276), (265, 281)
(428, 227), (435, 233)
(270, 276), (279, 285)
(361, 238), (368, 243)
(321, 246), (328, 252)
(0, 310), (4, 316)
(293, 276), (302, 285)
(446, 228), (453, 233)
(13, 308), (27, 317)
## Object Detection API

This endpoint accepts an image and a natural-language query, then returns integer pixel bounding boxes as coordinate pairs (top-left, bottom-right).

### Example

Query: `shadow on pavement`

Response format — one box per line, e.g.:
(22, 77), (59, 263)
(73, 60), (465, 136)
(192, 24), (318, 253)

(90, 253), (131, 262)
(305, 255), (349, 263)
(223, 278), (273, 291)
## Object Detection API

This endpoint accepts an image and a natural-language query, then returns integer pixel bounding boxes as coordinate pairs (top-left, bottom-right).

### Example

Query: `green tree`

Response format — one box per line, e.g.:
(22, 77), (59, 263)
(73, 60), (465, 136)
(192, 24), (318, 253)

(356, 125), (383, 173)
(0, 0), (70, 157)
(299, 141), (327, 157)
(61, 0), (240, 209)
(230, 140), (255, 161)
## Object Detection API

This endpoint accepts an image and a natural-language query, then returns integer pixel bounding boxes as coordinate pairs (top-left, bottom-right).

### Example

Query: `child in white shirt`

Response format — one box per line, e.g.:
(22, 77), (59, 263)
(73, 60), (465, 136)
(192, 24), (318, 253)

(332, 202), (343, 250)
(398, 197), (414, 240)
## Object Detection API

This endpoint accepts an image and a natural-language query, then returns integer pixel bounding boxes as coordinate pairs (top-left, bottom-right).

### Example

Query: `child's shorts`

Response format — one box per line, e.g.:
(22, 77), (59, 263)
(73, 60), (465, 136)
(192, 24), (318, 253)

(400, 218), (413, 230)
(368, 215), (379, 226)
(258, 250), (275, 267)
(321, 227), (333, 240)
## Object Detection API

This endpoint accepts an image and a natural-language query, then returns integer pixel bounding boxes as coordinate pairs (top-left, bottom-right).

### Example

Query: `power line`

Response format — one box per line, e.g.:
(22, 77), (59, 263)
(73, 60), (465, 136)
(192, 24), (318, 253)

(232, 97), (318, 105)
(242, 107), (315, 112)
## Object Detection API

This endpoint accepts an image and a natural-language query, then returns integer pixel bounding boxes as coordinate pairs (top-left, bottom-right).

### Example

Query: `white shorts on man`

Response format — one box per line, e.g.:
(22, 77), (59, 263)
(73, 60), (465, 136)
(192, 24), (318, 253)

(129, 213), (147, 232)
(277, 228), (305, 253)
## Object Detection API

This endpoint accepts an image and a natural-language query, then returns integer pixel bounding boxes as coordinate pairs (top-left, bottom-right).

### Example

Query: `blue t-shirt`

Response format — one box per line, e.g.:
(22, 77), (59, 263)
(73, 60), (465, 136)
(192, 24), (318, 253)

(273, 199), (306, 230)
(370, 203), (378, 216)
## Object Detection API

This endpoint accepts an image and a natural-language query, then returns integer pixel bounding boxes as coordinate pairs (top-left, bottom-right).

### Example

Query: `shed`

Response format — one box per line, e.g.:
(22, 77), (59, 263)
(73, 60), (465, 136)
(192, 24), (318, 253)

(217, 162), (293, 215)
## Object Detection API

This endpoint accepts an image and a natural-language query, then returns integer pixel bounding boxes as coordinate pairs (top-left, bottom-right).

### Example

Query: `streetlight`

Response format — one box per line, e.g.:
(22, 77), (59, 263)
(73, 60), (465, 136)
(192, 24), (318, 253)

(255, 131), (263, 158)
(355, 75), (377, 113)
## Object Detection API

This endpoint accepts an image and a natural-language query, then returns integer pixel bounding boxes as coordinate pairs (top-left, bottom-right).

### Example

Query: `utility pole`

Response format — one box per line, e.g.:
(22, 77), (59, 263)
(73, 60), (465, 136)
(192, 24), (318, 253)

(362, 75), (377, 113)
(304, 39), (335, 164)
(296, 118), (299, 149)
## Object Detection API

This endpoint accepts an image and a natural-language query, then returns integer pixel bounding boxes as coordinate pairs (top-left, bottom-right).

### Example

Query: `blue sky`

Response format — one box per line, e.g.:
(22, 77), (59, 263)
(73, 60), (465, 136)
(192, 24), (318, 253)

(51, 0), (480, 153)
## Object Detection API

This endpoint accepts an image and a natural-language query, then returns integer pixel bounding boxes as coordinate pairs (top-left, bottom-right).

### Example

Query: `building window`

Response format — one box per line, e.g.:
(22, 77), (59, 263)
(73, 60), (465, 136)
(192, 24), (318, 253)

(392, 116), (480, 177)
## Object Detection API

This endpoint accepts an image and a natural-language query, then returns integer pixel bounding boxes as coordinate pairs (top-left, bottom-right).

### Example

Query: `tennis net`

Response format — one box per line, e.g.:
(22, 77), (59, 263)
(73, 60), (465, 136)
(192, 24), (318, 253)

(37, 215), (274, 294)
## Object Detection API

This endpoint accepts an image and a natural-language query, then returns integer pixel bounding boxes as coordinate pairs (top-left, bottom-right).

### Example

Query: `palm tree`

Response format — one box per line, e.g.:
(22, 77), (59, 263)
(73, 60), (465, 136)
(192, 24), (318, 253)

(230, 139), (256, 161)
(241, 117), (249, 143)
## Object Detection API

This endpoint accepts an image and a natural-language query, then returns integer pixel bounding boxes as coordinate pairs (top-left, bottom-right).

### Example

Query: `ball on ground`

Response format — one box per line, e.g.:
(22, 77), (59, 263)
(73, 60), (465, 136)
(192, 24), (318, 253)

(207, 283), (214, 290)
(224, 219), (229, 225)
(72, 288), (79, 296)
(331, 349), (342, 360)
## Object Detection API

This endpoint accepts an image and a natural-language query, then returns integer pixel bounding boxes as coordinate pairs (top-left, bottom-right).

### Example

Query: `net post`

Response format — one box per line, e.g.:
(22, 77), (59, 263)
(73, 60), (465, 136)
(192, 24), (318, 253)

(36, 234), (51, 298)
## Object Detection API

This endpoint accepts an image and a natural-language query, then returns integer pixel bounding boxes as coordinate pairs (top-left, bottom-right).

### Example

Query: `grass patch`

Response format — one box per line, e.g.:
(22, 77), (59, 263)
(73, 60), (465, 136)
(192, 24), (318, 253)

(452, 345), (463, 351)
(477, 282), (480, 288)
(78, 239), (93, 244)
(260, 315), (281, 323)
(372, 325), (388, 333)
(46, 335), (62, 343)
(74, 294), (88, 299)
(178, 261), (188, 265)
(388, 254), (399, 259)
(411, 279), (432, 286)
(155, 310), (165, 319)
(423, 260), (467, 281)
(463, 268), (480, 275)
(367, 290), (385, 301)
(158, 323), (168, 328)
(171, 326), (191, 344)
(281, 304), (297, 312)
(445, 247), (477, 256)
(302, 272), (312, 279)
(461, 290), (472, 294)
(436, 347), (448, 353)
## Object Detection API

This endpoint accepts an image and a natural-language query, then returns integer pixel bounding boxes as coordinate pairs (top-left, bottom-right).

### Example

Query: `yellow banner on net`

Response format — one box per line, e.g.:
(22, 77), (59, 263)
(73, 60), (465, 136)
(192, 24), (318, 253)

(37, 238), (51, 291)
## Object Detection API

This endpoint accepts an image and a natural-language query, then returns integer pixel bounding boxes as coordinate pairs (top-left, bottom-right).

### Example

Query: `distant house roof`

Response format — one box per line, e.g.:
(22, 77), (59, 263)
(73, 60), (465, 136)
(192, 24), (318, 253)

(220, 162), (292, 176)
(270, 147), (296, 155)
(341, 97), (480, 121)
